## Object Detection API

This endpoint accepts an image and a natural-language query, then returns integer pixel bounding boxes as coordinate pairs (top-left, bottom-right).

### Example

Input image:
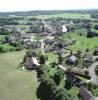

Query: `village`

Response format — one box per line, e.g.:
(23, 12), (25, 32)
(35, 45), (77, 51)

(0, 11), (98, 100)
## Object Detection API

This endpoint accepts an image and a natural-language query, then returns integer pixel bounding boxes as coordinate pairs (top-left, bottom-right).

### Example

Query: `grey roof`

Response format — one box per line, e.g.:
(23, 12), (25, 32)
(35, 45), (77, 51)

(67, 55), (77, 62)
(79, 87), (93, 100)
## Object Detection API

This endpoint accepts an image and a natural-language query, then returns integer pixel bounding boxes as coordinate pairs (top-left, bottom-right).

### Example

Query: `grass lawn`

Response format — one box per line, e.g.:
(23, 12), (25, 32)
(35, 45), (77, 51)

(46, 52), (57, 63)
(92, 88), (98, 96)
(48, 67), (57, 77)
(66, 33), (98, 52)
(67, 87), (79, 100)
(0, 50), (39, 100)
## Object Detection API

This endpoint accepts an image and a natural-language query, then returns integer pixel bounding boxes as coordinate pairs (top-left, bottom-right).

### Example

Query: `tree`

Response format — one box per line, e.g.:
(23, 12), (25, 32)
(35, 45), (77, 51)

(5, 36), (11, 43)
(51, 62), (57, 68)
(0, 27), (9, 35)
(87, 31), (95, 38)
(26, 48), (33, 57)
(39, 54), (46, 64)
(58, 54), (63, 64)
(0, 46), (4, 53)
(86, 48), (90, 53)
(94, 25), (98, 30)
(77, 50), (82, 58)
(37, 77), (57, 100)
(58, 43), (63, 49)
(76, 50), (82, 65)
(53, 69), (64, 85)
(55, 88), (72, 100)
(37, 65), (49, 79)
(56, 24), (62, 35)
(16, 41), (23, 51)
(70, 50), (73, 56)
(87, 82), (93, 92)
(95, 66), (98, 75)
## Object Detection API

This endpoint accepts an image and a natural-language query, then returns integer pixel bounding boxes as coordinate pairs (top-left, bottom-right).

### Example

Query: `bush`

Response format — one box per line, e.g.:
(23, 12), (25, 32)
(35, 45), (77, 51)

(16, 46), (23, 51)
(0, 45), (16, 53)
(0, 46), (4, 53)
(94, 25), (98, 30)
(87, 31), (95, 38)
(95, 66), (98, 76)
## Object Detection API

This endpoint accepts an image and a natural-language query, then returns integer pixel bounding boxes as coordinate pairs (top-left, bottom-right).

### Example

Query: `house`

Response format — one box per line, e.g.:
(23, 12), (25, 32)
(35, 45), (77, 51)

(66, 55), (77, 65)
(83, 54), (93, 63)
(61, 25), (67, 33)
(65, 38), (76, 46)
(70, 67), (90, 78)
(79, 87), (94, 100)
(56, 47), (64, 55)
(83, 54), (98, 63)
(23, 56), (40, 70)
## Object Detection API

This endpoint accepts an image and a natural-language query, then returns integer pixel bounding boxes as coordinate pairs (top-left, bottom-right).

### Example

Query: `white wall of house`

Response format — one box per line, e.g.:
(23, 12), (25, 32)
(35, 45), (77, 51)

(62, 25), (67, 33)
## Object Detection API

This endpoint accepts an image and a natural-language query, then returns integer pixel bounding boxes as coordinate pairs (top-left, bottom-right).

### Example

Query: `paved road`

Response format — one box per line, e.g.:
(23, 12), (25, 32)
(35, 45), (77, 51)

(89, 61), (98, 85)
(95, 97), (98, 100)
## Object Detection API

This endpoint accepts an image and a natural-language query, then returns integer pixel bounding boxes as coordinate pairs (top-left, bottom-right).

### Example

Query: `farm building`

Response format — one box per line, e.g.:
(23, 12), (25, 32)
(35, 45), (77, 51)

(79, 87), (94, 100)
(23, 56), (40, 70)
(70, 67), (90, 79)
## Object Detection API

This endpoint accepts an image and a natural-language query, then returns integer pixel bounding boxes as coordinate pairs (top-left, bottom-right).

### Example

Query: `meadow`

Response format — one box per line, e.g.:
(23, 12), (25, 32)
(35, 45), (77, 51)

(27, 13), (91, 19)
(0, 50), (39, 100)
(62, 33), (98, 52)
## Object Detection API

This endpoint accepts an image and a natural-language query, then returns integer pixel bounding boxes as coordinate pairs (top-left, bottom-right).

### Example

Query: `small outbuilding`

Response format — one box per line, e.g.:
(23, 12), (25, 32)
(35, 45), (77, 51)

(66, 55), (78, 65)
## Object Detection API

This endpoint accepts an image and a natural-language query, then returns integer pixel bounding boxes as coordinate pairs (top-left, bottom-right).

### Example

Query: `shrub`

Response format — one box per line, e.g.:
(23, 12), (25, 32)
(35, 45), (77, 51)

(94, 25), (98, 30)
(55, 88), (72, 100)
(95, 66), (98, 76)
(0, 46), (4, 53)
(87, 31), (95, 38)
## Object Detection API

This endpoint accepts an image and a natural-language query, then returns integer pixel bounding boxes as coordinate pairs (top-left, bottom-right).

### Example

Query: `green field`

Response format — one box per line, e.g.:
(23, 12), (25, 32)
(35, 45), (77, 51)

(65, 33), (98, 52)
(0, 50), (39, 100)
(30, 13), (91, 19)
(0, 43), (16, 50)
